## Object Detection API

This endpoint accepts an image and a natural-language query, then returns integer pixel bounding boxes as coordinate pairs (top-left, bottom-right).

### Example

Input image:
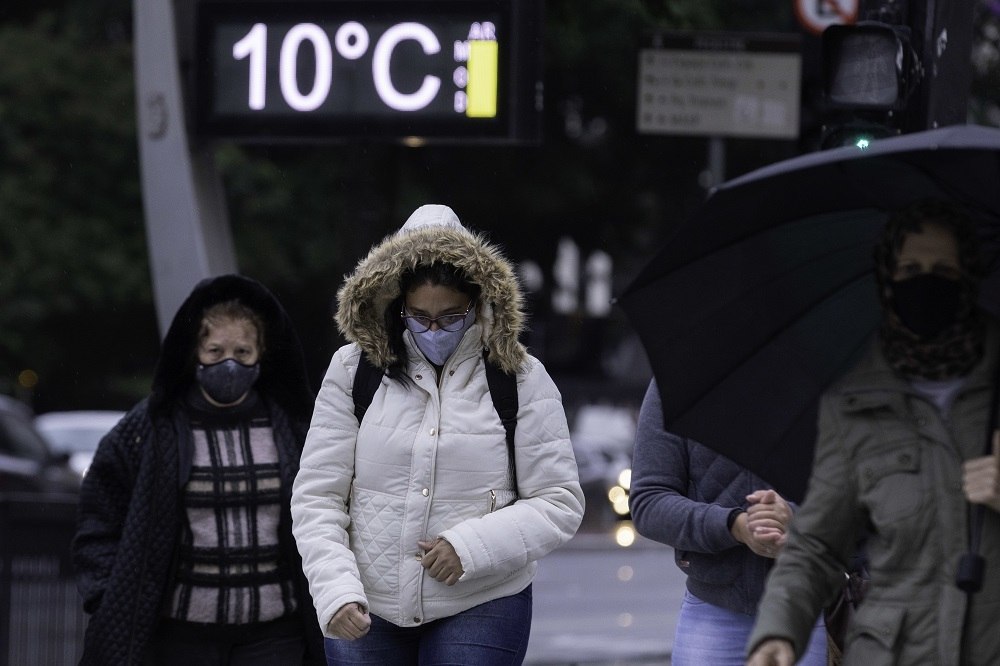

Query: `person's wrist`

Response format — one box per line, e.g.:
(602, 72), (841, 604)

(728, 508), (746, 542)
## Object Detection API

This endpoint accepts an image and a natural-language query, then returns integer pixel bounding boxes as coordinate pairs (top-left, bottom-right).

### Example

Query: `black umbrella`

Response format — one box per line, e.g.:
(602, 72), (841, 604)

(618, 123), (1000, 504)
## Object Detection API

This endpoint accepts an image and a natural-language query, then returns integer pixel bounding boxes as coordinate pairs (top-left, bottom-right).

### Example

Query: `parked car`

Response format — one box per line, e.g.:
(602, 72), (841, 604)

(34, 410), (125, 477)
(0, 395), (82, 494)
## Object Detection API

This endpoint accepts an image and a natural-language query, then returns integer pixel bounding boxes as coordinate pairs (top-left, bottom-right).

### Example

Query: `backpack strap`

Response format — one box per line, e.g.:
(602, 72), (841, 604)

(352, 350), (384, 424)
(483, 349), (519, 494)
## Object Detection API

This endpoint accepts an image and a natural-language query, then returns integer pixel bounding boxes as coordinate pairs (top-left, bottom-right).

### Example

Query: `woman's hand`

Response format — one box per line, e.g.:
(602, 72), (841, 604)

(746, 489), (792, 535)
(734, 489), (792, 558)
(731, 511), (781, 559)
(963, 431), (1000, 513)
(326, 602), (371, 640)
(746, 638), (795, 666)
(418, 538), (464, 585)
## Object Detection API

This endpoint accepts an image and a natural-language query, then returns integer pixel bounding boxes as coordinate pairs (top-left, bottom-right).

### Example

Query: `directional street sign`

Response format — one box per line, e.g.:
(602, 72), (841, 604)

(637, 32), (802, 140)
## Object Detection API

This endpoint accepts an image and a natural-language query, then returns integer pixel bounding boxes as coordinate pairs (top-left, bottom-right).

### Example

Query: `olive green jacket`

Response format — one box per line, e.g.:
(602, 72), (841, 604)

(748, 330), (1000, 665)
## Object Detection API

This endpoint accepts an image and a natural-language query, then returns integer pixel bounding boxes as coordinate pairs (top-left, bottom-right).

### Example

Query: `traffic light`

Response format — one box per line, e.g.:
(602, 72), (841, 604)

(819, 19), (922, 150)
(820, 117), (899, 150)
(822, 21), (920, 111)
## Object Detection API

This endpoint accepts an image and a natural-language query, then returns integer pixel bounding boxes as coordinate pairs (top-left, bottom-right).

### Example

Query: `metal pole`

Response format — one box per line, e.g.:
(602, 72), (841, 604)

(132, 0), (237, 337)
(912, 0), (972, 129)
(699, 136), (726, 193)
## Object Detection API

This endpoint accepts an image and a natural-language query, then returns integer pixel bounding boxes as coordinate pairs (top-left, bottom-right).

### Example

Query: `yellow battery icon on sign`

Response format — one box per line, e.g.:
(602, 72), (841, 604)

(466, 40), (498, 118)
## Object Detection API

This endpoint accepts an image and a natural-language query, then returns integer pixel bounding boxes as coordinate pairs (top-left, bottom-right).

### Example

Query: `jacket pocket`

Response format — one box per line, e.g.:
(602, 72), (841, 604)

(844, 604), (905, 665)
(857, 444), (923, 523)
(675, 549), (740, 586)
(349, 487), (403, 597)
(490, 489), (517, 512)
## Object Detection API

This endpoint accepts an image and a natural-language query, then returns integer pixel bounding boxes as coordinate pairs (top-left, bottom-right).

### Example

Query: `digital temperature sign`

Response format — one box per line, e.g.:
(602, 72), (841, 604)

(194, 1), (542, 143)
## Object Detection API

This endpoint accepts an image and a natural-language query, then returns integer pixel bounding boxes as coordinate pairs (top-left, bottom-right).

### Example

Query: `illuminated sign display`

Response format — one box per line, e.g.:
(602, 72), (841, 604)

(194, 1), (541, 143)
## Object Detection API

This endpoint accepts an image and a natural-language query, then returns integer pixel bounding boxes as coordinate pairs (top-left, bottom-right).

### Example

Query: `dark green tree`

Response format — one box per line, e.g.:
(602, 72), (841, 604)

(0, 8), (157, 409)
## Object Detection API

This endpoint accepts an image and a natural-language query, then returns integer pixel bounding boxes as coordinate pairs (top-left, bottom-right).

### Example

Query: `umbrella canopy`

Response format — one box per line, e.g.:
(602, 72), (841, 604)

(618, 124), (1000, 503)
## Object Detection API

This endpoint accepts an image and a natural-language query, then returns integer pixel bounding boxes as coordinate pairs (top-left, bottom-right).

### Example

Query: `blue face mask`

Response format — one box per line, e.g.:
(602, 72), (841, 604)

(411, 306), (476, 366)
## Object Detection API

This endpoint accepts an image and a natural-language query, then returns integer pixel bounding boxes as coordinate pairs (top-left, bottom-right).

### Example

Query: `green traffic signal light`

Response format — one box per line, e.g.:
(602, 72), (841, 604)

(853, 135), (872, 150)
(819, 120), (899, 150)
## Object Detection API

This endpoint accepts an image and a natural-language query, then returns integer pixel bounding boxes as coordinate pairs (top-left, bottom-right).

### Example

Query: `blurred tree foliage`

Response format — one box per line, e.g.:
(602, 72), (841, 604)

(2, 0), (997, 411)
(0, 4), (157, 409)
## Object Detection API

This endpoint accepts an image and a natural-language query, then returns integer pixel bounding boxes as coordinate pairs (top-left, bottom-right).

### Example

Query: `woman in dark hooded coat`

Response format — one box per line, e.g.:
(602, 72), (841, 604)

(72, 274), (324, 665)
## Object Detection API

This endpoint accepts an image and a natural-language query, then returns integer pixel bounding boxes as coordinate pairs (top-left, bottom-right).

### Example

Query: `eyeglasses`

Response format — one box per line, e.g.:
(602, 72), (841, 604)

(401, 300), (475, 333)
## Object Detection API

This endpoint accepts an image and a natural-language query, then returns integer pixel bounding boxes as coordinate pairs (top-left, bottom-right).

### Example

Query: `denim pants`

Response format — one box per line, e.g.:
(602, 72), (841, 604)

(325, 584), (532, 666)
(672, 590), (828, 666)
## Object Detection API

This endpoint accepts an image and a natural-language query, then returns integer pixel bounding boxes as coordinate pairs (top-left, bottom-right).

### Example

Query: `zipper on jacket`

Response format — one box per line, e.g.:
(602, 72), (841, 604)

(489, 489), (497, 512)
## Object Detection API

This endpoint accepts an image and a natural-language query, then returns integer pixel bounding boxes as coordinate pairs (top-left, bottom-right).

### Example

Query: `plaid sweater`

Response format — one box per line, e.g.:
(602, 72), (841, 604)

(165, 390), (298, 624)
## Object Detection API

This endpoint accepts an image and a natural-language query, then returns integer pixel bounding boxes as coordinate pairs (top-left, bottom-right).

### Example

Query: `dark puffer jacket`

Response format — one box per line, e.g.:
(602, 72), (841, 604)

(629, 380), (795, 615)
(72, 275), (324, 665)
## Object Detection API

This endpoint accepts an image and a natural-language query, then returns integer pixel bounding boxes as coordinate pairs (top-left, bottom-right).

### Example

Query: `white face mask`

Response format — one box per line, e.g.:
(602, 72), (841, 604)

(410, 306), (476, 365)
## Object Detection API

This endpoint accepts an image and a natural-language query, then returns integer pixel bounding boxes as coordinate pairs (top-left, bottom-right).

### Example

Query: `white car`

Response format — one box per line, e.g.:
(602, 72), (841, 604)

(570, 404), (636, 519)
(0, 395), (82, 493)
(34, 410), (125, 477)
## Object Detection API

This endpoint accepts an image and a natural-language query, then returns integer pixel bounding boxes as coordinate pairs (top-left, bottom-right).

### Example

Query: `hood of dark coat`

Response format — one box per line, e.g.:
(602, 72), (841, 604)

(150, 274), (314, 421)
(335, 206), (528, 375)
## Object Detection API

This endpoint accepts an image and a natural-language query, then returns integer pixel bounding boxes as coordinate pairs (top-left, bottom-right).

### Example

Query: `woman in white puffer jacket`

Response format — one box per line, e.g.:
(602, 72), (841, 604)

(291, 204), (585, 665)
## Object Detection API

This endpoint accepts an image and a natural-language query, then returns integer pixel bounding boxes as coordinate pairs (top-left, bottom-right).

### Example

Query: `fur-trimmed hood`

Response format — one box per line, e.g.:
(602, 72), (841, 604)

(335, 205), (528, 374)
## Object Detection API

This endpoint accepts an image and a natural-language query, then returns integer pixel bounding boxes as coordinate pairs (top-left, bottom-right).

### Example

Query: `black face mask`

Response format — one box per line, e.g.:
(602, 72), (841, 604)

(196, 359), (260, 404)
(890, 273), (963, 339)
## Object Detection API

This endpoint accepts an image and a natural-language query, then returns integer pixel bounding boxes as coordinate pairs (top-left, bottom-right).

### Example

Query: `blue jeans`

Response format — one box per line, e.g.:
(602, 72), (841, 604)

(326, 585), (532, 666)
(672, 590), (827, 666)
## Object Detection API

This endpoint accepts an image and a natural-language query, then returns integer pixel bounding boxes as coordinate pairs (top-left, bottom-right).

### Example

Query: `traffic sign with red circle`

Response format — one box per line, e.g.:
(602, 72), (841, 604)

(794, 0), (858, 35)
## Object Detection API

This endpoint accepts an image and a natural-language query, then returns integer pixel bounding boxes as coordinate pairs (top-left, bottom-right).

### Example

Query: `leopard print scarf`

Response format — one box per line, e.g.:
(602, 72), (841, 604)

(874, 201), (985, 380)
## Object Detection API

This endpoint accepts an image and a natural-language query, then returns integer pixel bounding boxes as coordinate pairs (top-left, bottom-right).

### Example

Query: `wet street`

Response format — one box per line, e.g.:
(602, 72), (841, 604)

(525, 526), (686, 665)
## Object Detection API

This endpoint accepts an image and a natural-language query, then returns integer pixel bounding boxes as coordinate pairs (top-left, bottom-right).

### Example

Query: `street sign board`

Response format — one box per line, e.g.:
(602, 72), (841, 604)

(636, 32), (802, 140)
(194, 0), (542, 144)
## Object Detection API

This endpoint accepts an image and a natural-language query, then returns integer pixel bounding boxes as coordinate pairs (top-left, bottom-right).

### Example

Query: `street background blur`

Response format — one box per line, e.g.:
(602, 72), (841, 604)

(13, 0), (1000, 417)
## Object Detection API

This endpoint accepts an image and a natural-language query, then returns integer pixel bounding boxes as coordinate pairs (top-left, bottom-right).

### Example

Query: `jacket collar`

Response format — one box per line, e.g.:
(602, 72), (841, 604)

(836, 322), (999, 414)
(403, 323), (485, 374)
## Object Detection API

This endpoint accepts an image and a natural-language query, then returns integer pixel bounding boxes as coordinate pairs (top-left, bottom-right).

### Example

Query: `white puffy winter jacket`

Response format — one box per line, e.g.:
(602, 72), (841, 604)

(291, 329), (585, 635)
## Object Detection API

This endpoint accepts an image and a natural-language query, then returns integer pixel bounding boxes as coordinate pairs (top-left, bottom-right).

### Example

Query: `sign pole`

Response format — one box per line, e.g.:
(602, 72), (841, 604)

(909, 0), (973, 131)
(705, 136), (726, 191)
(133, 0), (237, 338)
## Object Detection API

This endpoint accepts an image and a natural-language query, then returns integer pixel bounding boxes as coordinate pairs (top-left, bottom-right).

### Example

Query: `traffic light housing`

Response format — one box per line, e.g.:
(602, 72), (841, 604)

(822, 21), (921, 111)
(819, 20), (922, 149)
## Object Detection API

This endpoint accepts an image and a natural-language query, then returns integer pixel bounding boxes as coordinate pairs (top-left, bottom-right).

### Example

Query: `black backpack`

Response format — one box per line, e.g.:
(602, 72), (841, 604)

(352, 349), (519, 491)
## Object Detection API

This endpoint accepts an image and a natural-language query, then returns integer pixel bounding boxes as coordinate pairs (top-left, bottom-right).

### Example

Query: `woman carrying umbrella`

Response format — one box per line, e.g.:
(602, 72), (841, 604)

(746, 200), (1000, 665)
